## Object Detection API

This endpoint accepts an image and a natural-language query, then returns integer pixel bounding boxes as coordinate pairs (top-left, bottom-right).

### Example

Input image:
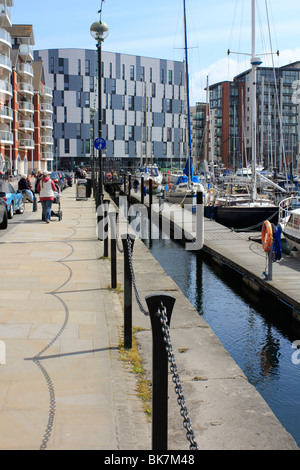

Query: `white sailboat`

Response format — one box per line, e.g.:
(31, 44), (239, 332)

(137, 83), (163, 194)
(165, 0), (205, 206)
(212, 0), (278, 230)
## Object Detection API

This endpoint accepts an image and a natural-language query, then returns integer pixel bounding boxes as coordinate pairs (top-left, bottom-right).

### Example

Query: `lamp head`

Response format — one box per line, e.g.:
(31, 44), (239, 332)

(90, 21), (109, 42)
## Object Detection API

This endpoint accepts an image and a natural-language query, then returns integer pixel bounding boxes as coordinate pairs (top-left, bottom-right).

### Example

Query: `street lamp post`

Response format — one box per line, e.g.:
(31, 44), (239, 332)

(90, 19), (109, 207)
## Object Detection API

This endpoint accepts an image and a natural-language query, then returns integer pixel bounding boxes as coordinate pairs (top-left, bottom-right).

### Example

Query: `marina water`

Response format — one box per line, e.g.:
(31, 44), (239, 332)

(144, 234), (300, 447)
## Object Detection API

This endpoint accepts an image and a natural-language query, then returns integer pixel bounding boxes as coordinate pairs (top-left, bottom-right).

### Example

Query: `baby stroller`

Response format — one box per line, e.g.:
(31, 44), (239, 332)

(51, 185), (62, 221)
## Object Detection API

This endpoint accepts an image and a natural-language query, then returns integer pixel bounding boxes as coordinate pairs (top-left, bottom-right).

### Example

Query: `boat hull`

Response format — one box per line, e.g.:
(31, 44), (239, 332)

(213, 205), (279, 230)
(164, 191), (197, 205)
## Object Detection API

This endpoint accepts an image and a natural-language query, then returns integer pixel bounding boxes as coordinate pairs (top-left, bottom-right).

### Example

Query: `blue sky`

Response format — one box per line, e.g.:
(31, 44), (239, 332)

(12, 0), (300, 104)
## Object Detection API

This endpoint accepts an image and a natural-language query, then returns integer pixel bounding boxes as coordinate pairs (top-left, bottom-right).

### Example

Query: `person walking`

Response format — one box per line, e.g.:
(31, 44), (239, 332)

(37, 171), (57, 223)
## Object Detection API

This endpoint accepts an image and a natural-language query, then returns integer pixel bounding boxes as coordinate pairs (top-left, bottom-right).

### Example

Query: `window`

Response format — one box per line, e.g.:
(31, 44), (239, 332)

(50, 57), (54, 74)
(161, 68), (165, 84)
(65, 139), (70, 153)
(122, 64), (125, 80)
(78, 59), (81, 75)
(129, 126), (134, 140)
(90, 76), (94, 92)
(128, 96), (134, 111)
(59, 58), (64, 74)
(140, 66), (145, 82)
(168, 70), (173, 85)
(85, 60), (90, 76)
(130, 65), (134, 81)
(152, 83), (156, 98)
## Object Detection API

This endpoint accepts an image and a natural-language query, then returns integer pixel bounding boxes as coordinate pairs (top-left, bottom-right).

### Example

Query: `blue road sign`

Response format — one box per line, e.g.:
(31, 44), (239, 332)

(94, 138), (106, 150)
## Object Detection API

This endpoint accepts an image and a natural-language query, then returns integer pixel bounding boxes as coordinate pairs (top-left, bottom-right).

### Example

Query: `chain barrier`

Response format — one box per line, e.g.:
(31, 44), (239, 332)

(111, 208), (198, 449)
(126, 236), (149, 316)
(157, 303), (199, 451)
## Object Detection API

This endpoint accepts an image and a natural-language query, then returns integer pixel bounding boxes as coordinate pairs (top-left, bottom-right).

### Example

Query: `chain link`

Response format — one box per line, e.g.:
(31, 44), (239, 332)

(127, 237), (149, 316)
(158, 304), (198, 451)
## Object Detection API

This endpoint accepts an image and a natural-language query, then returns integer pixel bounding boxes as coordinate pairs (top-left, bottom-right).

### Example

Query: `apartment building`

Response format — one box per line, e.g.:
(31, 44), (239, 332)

(0, 1), (53, 176)
(206, 62), (300, 171)
(34, 48), (186, 171)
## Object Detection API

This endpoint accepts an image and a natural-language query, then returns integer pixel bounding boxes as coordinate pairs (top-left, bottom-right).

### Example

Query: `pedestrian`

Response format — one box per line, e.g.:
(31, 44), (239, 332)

(18, 174), (34, 202)
(34, 170), (43, 193)
(37, 171), (57, 223)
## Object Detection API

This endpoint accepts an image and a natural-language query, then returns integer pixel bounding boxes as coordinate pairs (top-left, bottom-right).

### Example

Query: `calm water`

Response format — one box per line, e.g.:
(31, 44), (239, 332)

(144, 236), (300, 447)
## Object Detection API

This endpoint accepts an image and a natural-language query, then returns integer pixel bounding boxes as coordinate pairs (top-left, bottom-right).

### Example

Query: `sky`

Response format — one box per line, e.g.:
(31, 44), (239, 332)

(12, 0), (300, 105)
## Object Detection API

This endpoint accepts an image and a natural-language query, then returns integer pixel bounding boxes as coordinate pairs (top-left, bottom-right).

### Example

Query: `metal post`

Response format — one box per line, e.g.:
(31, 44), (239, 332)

(97, 193), (104, 240)
(121, 233), (136, 350)
(268, 249), (273, 281)
(97, 41), (103, 205)
(109, 212), (118, 289)
(103, 199), (110, 257)
(145, 294), (176, 451)
(141, 176), (144, 204)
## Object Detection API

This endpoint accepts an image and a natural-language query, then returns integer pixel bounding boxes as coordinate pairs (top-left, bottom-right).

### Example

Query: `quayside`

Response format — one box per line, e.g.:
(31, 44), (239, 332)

(143, 233), (300, 448)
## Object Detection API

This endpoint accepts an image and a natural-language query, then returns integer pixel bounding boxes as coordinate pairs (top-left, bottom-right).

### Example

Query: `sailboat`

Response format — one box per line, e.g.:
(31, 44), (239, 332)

(137, 83), (163, 194)
(164, 0), (205, 206)
(211, 0), (278, 230)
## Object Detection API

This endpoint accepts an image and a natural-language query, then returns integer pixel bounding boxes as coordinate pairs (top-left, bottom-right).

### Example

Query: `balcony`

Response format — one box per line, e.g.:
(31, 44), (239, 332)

(0, 130), (13, 144)
(0, 105), (12, 122)
(0, 3), (12, 28)
(19, 119), (34, 132)
(18, 63), (33, 78)
(0, 78), (12, 97)
(19, 101), (34, 114)
(40, 85), (52, 99)
(41, 119), (53, 130)
(19, 82), (34, 96)
(41, 135), (53, 145)
(18, 44), (33, 61)
(0, 53), (11, 72)
(19, 138), (34, 149)
(40, 152), (53, 161)
(0, 28), (11, 48)
(40, 103), (53, 115)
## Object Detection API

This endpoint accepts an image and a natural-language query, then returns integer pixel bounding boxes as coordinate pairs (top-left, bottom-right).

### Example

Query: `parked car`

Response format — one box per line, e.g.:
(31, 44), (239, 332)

(0, 181), (25, 219)
(64, 172), (73, 187)
(0, 197), (8, 230)
(50, 172), (63, 192)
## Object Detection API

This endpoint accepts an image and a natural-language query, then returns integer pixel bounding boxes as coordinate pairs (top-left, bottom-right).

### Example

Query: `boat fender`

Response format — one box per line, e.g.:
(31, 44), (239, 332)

(261, 220), (274, 253)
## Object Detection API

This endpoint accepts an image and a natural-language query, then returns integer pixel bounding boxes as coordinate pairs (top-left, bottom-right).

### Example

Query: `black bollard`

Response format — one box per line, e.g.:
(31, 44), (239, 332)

(145, 294), (176, 451)
(109, 212), (118, 289)
(121, 233), (136, 350)
(103, 199), (110, 258)
(32, 195), (37, 212)
(141, 176), (144, 204)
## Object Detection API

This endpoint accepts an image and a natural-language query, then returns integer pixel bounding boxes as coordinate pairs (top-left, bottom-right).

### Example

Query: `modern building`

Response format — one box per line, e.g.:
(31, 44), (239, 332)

(34, 48), (187, 171)
(205, 62), (300, 171)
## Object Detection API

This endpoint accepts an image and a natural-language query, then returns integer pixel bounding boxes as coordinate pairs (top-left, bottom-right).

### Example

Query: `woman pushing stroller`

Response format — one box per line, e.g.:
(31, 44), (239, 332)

(37, 171), (57, 223)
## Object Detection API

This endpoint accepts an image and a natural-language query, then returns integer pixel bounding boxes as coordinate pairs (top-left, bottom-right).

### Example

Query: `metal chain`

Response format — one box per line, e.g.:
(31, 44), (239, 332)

(158, 304), (198, 451)
(127, 237), (149, 316)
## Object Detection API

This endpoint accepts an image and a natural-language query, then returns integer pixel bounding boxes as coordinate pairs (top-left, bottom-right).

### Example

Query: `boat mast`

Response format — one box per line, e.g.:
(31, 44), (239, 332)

(250, 0), (262, 201)
(183, 0), (192, 185)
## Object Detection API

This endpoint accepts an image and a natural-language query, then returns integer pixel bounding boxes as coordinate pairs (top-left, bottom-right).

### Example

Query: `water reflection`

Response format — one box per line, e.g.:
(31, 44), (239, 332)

(144, 236), (300, 447)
